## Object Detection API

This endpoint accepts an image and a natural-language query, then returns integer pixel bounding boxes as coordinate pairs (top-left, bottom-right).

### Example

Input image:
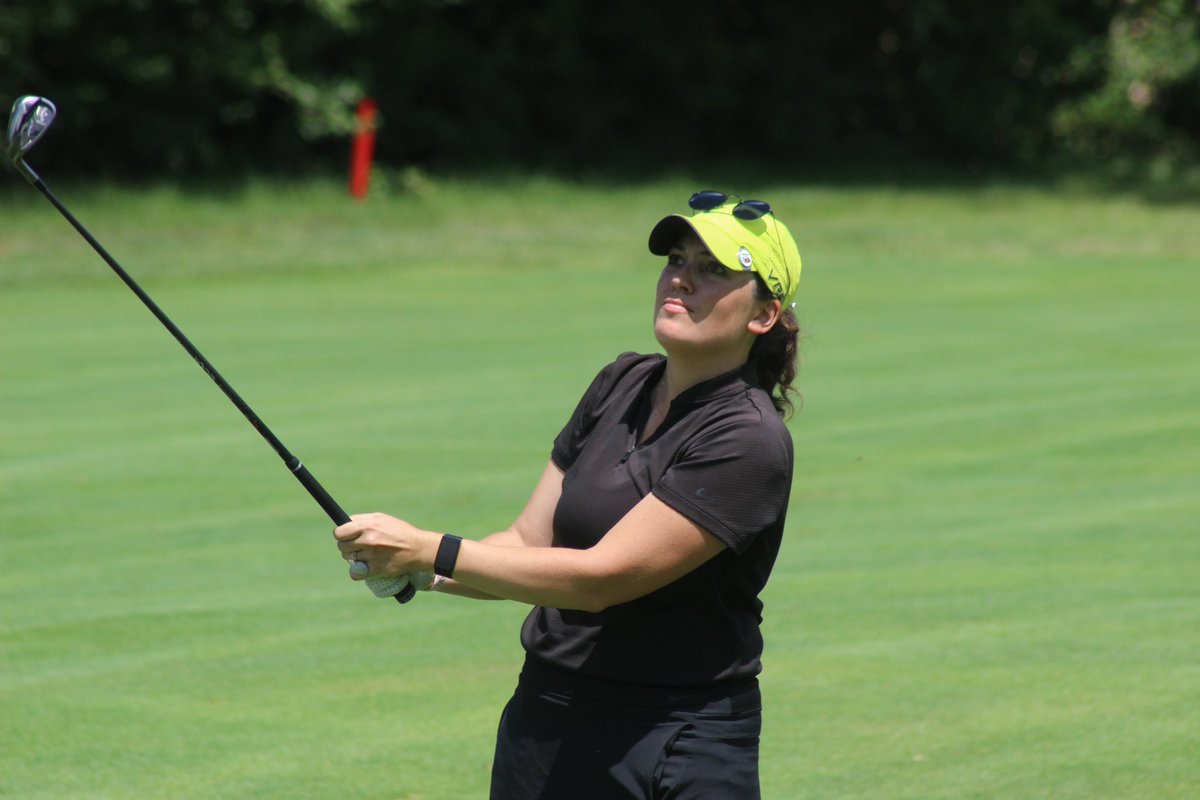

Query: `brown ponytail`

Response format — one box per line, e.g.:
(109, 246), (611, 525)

(751, 277), (802, 417)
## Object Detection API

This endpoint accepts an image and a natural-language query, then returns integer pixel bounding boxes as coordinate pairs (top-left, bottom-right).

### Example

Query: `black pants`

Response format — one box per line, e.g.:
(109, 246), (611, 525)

(490, 658), (762, 800)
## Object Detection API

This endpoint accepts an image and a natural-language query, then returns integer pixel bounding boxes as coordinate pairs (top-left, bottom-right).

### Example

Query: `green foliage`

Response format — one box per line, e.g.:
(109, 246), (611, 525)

(0, 1), (1197, 176)
(0, 0), (365, 177)
(860, 1), (1120, 162)
(349, 1), (1119, 170)
(1052, 0), (1200, 168)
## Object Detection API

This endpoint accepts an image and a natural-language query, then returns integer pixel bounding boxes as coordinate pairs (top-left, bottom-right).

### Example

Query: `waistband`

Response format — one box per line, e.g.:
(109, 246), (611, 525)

(518, 655), (761, 714)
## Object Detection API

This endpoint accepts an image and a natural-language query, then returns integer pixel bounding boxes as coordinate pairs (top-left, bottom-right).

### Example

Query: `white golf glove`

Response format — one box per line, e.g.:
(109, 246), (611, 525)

(365, 572), (436, 598)
(366, 574), (412, 599)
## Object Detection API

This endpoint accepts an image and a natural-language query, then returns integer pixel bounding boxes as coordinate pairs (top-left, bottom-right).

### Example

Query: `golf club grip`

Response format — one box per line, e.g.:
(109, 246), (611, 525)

(291, 461), (417, 604)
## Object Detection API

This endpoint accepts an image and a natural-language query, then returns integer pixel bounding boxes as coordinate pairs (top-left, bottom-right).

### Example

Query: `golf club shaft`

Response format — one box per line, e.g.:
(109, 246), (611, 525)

(29, 175), (414, 603)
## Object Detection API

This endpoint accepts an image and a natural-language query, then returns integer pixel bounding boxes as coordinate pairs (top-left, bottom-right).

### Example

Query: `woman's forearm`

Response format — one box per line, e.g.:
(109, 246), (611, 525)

(449, 539), (609, 612)
(429, 528), (543, 601)
(336, 489), (718, 612)
(429, 495), (724, 612)
(433, 579), (507, 600)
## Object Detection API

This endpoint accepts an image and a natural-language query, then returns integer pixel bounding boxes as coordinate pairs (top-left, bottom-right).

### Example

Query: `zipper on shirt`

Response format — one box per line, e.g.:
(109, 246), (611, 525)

(621, 378), (666, 465)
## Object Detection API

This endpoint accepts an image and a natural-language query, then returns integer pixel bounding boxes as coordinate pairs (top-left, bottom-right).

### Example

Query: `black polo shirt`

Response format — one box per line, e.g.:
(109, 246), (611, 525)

(520, 352), (794, 688)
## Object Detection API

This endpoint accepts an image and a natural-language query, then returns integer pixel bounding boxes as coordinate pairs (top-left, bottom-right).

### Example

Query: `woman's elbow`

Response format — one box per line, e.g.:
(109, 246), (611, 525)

(572, 572), (646, 613)
(558, 552), (647, 613)
(572, 589), (624, 614)
(553, 576), (616, 613)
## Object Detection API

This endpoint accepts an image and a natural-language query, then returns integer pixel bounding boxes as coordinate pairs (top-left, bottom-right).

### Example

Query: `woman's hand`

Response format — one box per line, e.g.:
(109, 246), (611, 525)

(333, 513), (440, 581)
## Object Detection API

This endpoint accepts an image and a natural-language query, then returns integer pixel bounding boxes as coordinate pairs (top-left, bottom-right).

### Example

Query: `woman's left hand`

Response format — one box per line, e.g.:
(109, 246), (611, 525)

(334, 513), (437, 580)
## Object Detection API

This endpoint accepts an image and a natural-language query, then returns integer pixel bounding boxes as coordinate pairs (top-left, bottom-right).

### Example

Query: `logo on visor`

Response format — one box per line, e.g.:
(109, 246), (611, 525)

(737, 247), (753, 270)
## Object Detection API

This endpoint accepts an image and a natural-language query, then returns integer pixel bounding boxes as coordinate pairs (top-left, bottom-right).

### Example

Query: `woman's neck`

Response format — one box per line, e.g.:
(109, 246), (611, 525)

(659, 348), (749, 407)
(640, 350), (746, 443)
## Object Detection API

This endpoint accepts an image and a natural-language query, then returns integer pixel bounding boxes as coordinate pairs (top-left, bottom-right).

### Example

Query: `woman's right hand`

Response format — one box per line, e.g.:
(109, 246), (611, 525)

(334, 512), (440, 581)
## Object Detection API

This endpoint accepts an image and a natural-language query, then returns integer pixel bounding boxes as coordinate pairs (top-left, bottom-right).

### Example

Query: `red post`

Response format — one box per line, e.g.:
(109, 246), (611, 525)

(349, 98), (378, 200)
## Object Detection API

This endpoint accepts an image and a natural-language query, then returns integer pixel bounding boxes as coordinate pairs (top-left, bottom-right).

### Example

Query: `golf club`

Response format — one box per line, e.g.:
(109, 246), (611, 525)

(6, 95), (414, 603)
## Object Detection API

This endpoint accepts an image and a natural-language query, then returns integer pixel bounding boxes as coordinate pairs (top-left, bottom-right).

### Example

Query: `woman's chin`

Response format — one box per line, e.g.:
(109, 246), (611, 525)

(654, 321), (699, 353)
(653, 317), (680, 343)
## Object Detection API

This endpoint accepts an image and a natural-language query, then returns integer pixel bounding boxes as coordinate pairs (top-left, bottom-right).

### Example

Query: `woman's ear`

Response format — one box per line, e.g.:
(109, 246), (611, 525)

(748, 298), (782, 335)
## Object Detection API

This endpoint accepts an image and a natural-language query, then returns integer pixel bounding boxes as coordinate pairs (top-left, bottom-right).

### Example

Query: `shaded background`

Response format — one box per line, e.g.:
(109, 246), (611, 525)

(2, 0), (1198, 180)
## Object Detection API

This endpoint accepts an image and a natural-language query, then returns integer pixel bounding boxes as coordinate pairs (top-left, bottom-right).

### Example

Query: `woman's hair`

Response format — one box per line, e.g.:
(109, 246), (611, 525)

(751, 276), (802, 418)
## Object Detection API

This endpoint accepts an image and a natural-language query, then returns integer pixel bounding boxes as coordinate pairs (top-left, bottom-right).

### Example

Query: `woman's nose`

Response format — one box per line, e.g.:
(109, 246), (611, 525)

(672, 265), (693, 291)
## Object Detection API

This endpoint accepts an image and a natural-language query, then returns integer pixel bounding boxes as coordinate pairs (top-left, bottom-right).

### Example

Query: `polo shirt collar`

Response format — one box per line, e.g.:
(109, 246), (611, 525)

(663, 360), (758, 410)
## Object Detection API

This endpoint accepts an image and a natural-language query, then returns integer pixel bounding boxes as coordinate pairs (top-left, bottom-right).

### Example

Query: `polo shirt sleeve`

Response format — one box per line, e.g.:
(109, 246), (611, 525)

(653, 413), (793, 554)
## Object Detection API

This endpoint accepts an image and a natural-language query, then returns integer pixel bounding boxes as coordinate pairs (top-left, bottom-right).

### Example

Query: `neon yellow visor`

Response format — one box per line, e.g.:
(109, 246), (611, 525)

(648, 198), (802, 307)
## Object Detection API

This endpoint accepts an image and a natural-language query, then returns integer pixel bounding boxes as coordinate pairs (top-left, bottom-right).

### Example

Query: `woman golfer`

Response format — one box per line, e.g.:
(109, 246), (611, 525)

(335, 191), (802, 799)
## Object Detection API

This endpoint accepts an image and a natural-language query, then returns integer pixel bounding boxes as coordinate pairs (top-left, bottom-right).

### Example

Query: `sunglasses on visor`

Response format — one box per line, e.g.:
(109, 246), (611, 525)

(688, 190), (773, 220)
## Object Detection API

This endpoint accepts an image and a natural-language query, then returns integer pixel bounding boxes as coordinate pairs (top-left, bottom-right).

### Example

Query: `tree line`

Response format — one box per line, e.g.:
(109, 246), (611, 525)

(2, 0), (1196, 178)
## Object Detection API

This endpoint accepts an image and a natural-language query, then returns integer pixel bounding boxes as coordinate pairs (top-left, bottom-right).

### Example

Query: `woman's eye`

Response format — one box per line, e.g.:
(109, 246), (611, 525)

(667, 254), (684, 266)
(705, 262), (728, 276)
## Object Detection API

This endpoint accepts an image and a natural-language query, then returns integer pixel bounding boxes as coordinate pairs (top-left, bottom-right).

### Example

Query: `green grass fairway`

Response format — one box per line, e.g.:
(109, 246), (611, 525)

(2, 177), (1197, 799)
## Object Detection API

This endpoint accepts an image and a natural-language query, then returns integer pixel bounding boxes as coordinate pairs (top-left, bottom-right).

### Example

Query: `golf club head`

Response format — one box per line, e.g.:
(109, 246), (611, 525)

(7, 95), (56, 184)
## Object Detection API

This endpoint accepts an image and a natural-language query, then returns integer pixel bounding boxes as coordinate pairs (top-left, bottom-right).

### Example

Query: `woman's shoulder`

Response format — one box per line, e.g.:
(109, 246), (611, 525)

(687, 383), (794, 467)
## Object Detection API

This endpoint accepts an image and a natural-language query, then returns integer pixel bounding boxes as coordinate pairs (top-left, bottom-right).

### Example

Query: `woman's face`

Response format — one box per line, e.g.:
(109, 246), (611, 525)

(653, 230), (776, 357)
